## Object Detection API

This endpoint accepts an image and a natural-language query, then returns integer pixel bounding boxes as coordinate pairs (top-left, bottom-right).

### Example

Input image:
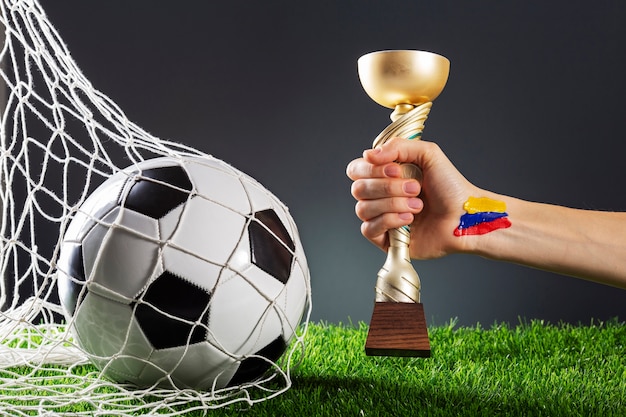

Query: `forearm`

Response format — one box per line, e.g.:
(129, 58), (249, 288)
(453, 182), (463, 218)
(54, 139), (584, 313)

(468, 192), (626, 289)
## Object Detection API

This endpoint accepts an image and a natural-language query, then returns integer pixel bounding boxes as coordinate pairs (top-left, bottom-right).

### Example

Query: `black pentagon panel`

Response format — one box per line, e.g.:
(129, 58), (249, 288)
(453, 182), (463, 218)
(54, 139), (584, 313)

(134, 271), (210, 350)
(124, 166), (192, 219)
(56, 242), (86, 316)
(228, 336), (287, 387)
(249, 209), (295, 284)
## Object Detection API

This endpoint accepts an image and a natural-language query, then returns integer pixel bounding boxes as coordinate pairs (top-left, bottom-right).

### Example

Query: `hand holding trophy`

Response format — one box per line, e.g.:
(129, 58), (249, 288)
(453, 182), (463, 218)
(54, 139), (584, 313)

(357, 50), (450, 357)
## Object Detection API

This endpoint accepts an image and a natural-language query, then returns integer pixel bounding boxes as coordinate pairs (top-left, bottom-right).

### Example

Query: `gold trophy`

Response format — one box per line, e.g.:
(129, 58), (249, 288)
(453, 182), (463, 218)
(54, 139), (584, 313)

(357, 50), (450, 357)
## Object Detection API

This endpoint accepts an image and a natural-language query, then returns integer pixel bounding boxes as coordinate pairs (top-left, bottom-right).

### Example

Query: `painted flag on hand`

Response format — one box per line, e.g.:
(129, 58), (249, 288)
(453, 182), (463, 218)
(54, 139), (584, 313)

(454, 197), (511, 236)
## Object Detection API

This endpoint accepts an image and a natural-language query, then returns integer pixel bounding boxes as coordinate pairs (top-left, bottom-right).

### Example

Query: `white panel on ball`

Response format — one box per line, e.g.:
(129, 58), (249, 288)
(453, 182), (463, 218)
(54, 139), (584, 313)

(241, 178), (278, 213)
(82, 207), (160, 300)
(160, 245), (223, 292)
(157, 204), (185, 242)
(278, 267), (309, 332)
(184, 158), (251, 215)
(141, 342), (237, 390)
(208, 274), (282, 356)
(73, 293), (154, 381)
(169, 197), (246, 266)
(63, 175), (127, 242)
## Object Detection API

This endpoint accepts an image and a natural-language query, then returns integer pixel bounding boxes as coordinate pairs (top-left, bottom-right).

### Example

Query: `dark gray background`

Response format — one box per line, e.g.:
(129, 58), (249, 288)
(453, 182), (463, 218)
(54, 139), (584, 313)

(43, 1), (626, 326)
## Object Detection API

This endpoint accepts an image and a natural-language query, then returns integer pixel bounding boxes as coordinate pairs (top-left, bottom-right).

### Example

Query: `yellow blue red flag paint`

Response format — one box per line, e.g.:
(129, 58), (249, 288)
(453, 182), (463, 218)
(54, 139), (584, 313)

(454, 196), (511, 236)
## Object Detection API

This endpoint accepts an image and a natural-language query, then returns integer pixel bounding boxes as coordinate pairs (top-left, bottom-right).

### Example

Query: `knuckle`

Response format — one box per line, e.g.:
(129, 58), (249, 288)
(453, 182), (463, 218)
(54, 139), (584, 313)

(345, 160), (358, 179)
(384, 197), (402, 213)
(350, 180), (365, 199)
(354, 201), (368, 220)
(360, 221), (370, 236)
(422, 140), (441, 157)
(382, 180), (395, 197)
(361, 220), (380, 240)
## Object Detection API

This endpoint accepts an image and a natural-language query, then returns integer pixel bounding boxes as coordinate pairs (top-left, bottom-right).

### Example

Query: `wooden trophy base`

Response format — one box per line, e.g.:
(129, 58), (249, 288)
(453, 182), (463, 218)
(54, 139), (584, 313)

(365, 301), (430, 357)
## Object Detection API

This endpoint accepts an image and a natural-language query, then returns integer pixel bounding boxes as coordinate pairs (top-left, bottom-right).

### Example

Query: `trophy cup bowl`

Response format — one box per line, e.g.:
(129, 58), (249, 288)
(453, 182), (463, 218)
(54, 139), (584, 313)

(358, 50), (450, 110)
(357, 49), (450, 357)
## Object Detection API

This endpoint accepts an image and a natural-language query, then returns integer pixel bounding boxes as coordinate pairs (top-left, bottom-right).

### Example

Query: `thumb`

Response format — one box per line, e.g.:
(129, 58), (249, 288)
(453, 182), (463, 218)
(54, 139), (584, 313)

(364, 137), (428, 166)
(362, 139), (403, 165)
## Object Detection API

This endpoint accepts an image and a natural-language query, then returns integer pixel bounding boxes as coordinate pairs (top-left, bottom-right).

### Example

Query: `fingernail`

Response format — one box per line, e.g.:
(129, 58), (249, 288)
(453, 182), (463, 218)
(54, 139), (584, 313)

(365, 147), (382, 158)
(398, 213), (413, 221)
(407, 198), (422, 209)
(384, 165), (401, 177)
(403, 181), (420, 195)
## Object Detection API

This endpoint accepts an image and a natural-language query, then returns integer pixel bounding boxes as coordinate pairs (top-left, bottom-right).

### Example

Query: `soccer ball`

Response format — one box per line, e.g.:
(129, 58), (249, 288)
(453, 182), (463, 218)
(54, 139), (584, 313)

(56, 156), (309, 390)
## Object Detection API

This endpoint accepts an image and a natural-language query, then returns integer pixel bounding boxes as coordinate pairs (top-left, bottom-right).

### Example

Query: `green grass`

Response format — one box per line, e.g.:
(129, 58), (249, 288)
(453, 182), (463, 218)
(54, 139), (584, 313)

(2, 319), (626, 416)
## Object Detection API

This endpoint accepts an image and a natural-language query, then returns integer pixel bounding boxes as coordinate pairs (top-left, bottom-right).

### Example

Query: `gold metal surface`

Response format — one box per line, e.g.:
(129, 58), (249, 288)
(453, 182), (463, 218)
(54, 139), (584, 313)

(357, 49), (450, 304)
(372, 102), (432, 148)
(375, 227), (421, 302)
(358, 50), (450, 110)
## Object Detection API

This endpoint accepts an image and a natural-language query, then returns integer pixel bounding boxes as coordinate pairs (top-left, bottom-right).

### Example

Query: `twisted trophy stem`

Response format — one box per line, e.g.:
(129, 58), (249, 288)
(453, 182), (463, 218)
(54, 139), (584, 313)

(373, 102), (432, 303)
(372, 102), (432, 147)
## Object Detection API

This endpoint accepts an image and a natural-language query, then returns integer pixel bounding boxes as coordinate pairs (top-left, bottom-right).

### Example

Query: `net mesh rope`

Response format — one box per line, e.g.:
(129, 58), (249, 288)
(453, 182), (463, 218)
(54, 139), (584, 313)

(0, 0), (311, 414)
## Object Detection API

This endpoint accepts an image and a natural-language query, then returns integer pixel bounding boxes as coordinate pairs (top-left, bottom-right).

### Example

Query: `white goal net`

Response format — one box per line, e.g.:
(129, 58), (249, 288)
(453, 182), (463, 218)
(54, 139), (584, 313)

(0, 0), (311, 415)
